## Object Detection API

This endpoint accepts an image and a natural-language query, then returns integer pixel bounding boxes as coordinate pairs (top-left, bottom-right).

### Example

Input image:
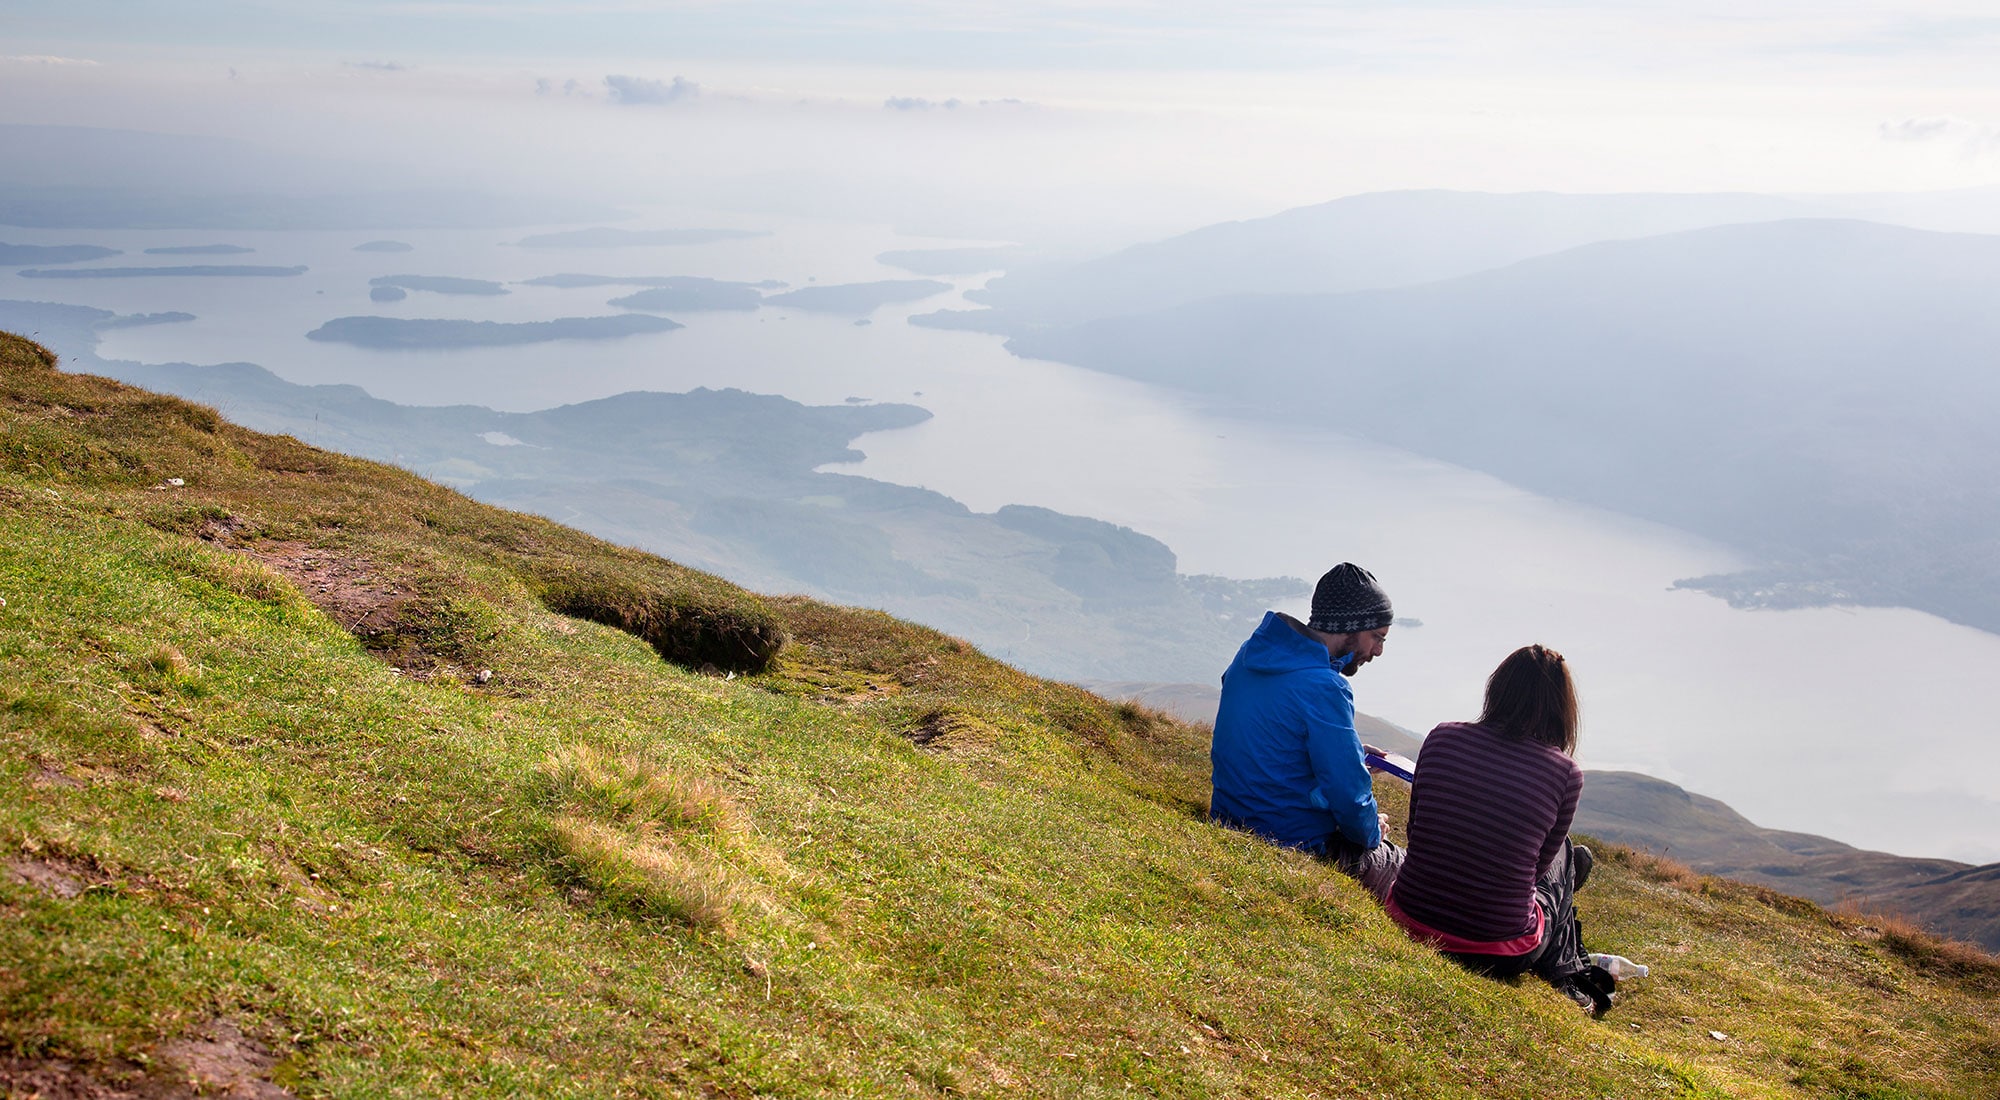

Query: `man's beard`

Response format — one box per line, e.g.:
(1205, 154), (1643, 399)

(1339, 653), (1365, 676)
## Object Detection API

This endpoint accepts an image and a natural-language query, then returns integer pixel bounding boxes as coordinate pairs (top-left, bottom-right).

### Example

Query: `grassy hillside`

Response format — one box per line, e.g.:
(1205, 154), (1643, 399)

(3, 330), (1998, 1098)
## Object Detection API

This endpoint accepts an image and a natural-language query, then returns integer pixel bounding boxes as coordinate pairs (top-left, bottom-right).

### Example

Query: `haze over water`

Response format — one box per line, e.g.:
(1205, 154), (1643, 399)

(33, 215), (2000, 865)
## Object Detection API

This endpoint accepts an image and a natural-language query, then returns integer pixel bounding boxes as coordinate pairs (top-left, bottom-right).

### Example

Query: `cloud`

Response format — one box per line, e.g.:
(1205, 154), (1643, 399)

(345, 60), (410, 72)
(1879, 116), (1959, 142)
(604, 74), (699, 106)
(1879, 116), (2000, 157)
(2, 55), (99, 66)
(882, 96), (1038, 114)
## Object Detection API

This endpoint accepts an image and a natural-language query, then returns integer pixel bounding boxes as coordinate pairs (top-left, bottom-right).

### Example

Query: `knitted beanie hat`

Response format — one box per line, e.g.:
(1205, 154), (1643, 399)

(1308, 563), (1393, 634)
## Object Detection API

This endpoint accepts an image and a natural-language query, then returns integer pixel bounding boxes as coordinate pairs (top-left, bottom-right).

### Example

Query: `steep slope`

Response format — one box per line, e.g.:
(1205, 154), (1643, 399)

(4, 331), (1998, 1098)
(1011, 218), (2000, 637)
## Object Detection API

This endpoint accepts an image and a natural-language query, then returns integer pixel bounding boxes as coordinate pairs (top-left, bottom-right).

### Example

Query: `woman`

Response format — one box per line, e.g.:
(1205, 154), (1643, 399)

(1383, 644), (1615, 1014)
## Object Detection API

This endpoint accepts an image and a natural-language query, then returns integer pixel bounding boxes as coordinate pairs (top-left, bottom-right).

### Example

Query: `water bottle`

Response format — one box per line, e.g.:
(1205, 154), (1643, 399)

(1589, 953), (1650, 981)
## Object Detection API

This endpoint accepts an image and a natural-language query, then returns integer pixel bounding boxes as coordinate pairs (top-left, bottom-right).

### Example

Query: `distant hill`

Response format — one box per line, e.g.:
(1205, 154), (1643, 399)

(1012, 218), (2000, 636)
(962, 189), (1818, 329)
(6, 327), (1997, 1097)
(1574, 772), (2000, 954)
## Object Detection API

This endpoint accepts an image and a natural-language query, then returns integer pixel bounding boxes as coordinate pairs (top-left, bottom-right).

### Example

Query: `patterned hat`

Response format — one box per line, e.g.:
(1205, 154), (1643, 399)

(1308, 563), (1393, 634)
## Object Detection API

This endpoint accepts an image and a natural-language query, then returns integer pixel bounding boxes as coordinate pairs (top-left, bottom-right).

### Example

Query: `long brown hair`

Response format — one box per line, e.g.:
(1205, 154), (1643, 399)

(1478, 644), (1578, 754)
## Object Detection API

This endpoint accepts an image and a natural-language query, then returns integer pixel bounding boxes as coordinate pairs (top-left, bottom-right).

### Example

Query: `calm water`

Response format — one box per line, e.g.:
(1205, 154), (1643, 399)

(15, 212), (1999, 863)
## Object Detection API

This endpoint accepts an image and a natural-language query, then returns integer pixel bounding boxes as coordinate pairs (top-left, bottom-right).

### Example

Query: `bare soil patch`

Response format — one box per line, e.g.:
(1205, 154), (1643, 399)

(193, 522), (482, 680)
(902, 710), (953, 749)
(0, 1021), (294, 1099)
(31, 764), (83, 790)
(222, 538), (411, 644)
(6, 855), (89, 899)
(0, 1056), (152, 1099)
(154, 1020), (293, 1099)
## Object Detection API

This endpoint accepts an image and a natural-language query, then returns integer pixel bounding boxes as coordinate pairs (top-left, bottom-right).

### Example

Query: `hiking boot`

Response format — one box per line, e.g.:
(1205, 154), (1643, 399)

(1572, 844), (1594, 892)
(1558, 977), (1615, 1018)
(1557, 980), (1600, 1015)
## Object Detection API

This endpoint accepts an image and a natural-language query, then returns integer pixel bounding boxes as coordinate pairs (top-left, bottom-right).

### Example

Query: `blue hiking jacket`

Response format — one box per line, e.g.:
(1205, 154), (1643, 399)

(1209, 610), (1381, 852)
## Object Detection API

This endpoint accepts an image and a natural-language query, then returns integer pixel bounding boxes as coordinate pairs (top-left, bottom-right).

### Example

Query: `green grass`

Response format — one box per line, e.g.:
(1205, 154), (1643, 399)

(3, 331), (1998, 1098)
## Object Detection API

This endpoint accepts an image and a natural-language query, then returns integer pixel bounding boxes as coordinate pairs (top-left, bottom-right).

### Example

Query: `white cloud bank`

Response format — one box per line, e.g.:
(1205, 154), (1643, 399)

(603, 74), (699, 105)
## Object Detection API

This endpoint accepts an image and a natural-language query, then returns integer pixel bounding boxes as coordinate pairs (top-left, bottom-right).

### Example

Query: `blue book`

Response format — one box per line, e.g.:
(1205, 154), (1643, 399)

(1365, 750), (1417, 783)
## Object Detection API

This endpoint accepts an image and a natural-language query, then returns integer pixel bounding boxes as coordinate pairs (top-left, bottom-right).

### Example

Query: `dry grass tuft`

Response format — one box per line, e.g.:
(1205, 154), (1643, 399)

(540, 746), (741, 833)
(1836, 904), (2000, 991)
(549, 816), (741, 932)
(0, 335), (58, 373)
(1599, 842), (1704, 891)
(161, 542), (300, 606)
(126, 644), (202, 695)
(541, 748), (748, 931)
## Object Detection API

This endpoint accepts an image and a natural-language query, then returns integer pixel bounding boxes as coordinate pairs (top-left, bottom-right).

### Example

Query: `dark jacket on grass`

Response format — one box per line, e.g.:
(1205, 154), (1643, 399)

(1209, 611), (1381, 853)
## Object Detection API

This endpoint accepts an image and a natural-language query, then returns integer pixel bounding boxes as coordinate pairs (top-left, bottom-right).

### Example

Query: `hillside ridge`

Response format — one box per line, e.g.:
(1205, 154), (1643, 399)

(4, 330), (1998, 1098)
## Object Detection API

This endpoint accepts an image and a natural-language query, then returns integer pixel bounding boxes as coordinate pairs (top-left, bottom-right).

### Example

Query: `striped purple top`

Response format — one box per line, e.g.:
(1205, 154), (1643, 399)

(1390, 721), (1583, 945)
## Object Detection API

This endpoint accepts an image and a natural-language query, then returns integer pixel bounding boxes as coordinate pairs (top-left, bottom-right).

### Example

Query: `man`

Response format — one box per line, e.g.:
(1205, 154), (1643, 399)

(1209, 562), (1402, 899)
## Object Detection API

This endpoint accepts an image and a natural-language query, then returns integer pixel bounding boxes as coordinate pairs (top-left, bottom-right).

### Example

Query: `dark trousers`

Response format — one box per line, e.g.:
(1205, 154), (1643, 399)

(1323, 832), (1405, 903)
(1445, 837), (1587, 981)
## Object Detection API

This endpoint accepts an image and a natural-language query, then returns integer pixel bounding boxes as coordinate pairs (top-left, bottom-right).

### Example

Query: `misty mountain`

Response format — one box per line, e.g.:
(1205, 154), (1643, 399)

(1574, 772), (2000, 953)
(1011, 218), (2000, 636)
(961, 189), (1821, 329)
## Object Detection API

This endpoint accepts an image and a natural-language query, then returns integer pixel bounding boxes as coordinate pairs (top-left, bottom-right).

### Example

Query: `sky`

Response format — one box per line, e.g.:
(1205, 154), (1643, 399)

(8, 2), (2000, 244)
